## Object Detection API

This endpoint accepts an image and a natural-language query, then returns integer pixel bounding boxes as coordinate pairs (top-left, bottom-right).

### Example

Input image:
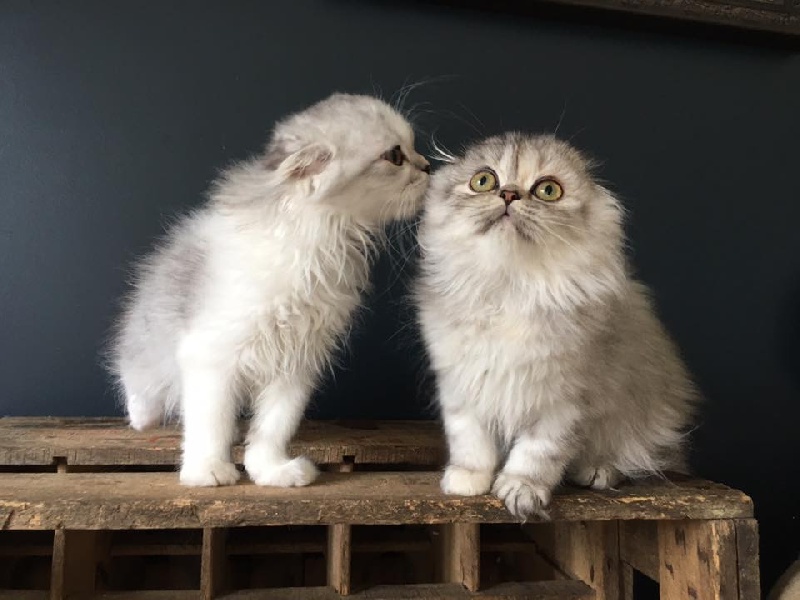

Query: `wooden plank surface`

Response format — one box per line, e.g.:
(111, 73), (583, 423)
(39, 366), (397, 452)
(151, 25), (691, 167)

(201, 527), (227, 600)
(536, 0), (800, 35)
(544, 521), (622, 600)
(58, 581), (595, 599)
(218, 582), (596, 599)
(0, 418), (445, 467)
(50, 529), (96, 599)
(619, 521), (659, 581)
(734, 518), (760, 600)
(658, 519), (739, 600)
(0, 472), (752, 531)
(327, 523), (351, 594)
(440, 523), (480, 592)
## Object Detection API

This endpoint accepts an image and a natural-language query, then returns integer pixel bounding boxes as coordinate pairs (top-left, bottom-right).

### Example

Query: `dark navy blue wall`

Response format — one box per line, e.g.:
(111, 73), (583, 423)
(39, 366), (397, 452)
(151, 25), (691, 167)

(1, 1), (797, 592)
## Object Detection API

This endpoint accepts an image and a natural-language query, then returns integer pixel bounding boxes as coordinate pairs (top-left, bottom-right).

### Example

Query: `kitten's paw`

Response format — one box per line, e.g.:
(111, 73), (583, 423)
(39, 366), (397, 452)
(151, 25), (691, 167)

(246, 456), (318, 487)
(126, 394), (161, 431)
(179, 459), (240, 487)
(569, 465), (623, 490)
(441, 466), (493, 496)
(492, 473), (551, 521)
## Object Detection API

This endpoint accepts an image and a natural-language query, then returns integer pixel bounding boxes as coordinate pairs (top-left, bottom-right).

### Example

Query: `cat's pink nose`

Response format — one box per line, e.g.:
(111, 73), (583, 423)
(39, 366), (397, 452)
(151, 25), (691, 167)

(499, 188), (521, 205)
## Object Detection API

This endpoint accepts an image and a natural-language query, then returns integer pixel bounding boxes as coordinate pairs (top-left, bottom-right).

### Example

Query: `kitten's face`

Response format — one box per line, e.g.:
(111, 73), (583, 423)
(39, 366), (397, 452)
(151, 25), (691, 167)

(424, 134), (622, 268)
(267, 93), (430, 223)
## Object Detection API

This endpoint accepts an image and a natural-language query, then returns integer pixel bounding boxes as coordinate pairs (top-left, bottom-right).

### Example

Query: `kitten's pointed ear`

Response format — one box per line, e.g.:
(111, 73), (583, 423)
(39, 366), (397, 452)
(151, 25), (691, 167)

(266, 141), (333, 180)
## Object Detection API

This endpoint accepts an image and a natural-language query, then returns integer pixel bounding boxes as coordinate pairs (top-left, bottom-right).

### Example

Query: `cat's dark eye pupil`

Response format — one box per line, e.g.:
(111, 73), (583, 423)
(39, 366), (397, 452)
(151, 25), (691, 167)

(383, 145), (405, 166)
(545, 184), (553, 195)
(479, 176), (487, 186)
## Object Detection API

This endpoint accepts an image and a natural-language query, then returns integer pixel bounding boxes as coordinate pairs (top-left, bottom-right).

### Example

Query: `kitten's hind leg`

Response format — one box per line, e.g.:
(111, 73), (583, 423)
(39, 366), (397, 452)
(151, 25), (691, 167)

(120, 368), (166, 431)
(244, 379), (318, 487)
(126, 392), (163, 431)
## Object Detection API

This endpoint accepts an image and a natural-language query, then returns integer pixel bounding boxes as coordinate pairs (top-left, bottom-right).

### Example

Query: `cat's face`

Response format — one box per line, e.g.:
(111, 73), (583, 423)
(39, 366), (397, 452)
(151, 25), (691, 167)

(423, 133), (622, 270)
(266, 93), (430, 223)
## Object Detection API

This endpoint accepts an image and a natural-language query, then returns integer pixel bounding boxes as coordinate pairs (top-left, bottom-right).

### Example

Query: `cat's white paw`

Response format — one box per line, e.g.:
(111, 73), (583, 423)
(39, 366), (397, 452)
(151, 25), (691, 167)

(569, 465), (623, 490)
(441, 465), (493, 496)
(126, 394), (161, 431)
(179, 458), (241, 487)
(246, 455), (318, 487)
(492, 473), (551, 520)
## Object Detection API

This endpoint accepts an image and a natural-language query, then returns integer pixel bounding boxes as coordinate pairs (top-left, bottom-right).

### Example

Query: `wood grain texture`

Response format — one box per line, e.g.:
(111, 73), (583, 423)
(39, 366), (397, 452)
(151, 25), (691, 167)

(0, 472), (753, 531)
(62, 581), (594, 599)
(201, 527), (227, 600)
(535, 521), (623, 600)
(328, 523), (351, 594)
(619, 520), (659, 581)
(440, 523), (480, 592)
(537, 0), (800, 35)
(735, 518), (760, 600)
(0, 418), (445, 468)
(50, 529), (96, 600)
(658, 519), (738, 600)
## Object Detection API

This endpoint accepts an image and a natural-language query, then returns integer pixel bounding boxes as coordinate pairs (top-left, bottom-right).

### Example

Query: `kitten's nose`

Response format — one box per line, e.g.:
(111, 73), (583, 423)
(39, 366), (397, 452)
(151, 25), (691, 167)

(499, 188), (521, 205)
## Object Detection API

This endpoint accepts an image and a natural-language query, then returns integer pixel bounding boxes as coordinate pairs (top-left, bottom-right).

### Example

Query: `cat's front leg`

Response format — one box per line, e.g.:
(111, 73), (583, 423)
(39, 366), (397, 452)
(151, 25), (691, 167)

(493, 405), (580, 520)
(244, 378), (318, 487)
(177, 330), (241, 487)
(441, 409), (498, 496)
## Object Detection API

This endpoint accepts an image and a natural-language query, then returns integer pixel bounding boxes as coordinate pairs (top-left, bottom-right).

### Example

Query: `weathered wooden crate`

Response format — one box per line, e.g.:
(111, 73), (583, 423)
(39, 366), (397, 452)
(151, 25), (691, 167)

(0, 417), (759, 599)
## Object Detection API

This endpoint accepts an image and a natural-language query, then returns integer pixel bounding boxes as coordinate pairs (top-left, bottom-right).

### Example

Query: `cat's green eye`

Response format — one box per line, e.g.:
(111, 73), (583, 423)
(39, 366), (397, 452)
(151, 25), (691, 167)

(532, 178), (563, 202)
(469, 170), (498, 193)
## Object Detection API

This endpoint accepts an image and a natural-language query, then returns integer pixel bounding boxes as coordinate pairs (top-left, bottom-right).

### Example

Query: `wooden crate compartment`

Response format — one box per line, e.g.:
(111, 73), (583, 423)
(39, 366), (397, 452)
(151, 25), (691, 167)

(97, 530), (202, 592)
(0, 417), (760, 599)
(0, 531), (53, 592)
(349, 525), (437, 590)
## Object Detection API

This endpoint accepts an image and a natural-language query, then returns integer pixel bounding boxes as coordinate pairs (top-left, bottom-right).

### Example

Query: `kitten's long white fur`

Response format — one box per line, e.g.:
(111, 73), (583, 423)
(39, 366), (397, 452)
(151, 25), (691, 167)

(416, 133), (697, 519)
(109, 94), (429, 487)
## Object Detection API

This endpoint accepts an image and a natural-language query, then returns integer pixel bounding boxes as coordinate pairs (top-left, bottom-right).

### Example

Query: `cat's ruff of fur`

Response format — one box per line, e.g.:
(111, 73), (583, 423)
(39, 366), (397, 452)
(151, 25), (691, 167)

(416, 133), (697, 520)
(109, 93), (430, 487)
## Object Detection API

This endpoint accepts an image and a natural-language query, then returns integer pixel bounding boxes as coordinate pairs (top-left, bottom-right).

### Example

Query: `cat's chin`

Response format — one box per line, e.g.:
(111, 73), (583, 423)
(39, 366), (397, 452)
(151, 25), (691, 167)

(481, 214), (533, 243)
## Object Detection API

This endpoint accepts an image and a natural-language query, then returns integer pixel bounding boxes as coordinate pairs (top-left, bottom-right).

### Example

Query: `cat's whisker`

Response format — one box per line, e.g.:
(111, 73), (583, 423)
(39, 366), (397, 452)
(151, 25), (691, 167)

(536, 220), (580, 254)
(429, 133), (458, 164)
(553, 100), (569, 137)
(456, 102), (486, 136)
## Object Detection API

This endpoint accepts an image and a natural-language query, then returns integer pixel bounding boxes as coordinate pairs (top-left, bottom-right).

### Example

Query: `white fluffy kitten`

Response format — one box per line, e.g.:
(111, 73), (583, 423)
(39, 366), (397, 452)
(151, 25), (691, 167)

(109, 93), (430, 487)
(416, 133), (697, 519)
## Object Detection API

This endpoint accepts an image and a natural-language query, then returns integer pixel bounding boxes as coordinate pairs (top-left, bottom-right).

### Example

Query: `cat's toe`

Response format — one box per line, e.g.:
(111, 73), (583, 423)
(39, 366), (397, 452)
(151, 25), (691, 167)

(441, 466), (493, 496)
(179, 459), (241, 487)
(569, 465), (623, 490)
(492, 473), (551, 520)
(247, 456), (318, 487)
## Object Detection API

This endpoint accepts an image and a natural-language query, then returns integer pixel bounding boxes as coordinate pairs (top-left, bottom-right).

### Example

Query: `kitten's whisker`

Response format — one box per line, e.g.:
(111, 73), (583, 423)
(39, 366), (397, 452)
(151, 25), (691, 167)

(429, 132), (458, 164)
(537, 220), (580, 254)
(553, 99), (569, 137)
(456, 102), (486, 136)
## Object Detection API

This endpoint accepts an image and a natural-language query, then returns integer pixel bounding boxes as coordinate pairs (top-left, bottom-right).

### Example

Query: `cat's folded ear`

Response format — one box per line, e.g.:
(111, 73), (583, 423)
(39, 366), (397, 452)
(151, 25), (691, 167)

(265, 140), (333, 180)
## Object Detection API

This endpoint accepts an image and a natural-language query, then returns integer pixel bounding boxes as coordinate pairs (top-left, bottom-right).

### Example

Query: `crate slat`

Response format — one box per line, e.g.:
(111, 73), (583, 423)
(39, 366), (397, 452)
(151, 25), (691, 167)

(0, 418), (445, 468)
(56, 581), (594, 599)
(440, 523), (480, 592)
(218, 581), (597, 598)
(0, 471), (752, 531)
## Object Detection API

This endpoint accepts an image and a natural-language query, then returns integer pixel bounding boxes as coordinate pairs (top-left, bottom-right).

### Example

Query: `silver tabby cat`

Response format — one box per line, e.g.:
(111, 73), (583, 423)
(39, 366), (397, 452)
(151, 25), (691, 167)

(416, 133), (697, 519)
